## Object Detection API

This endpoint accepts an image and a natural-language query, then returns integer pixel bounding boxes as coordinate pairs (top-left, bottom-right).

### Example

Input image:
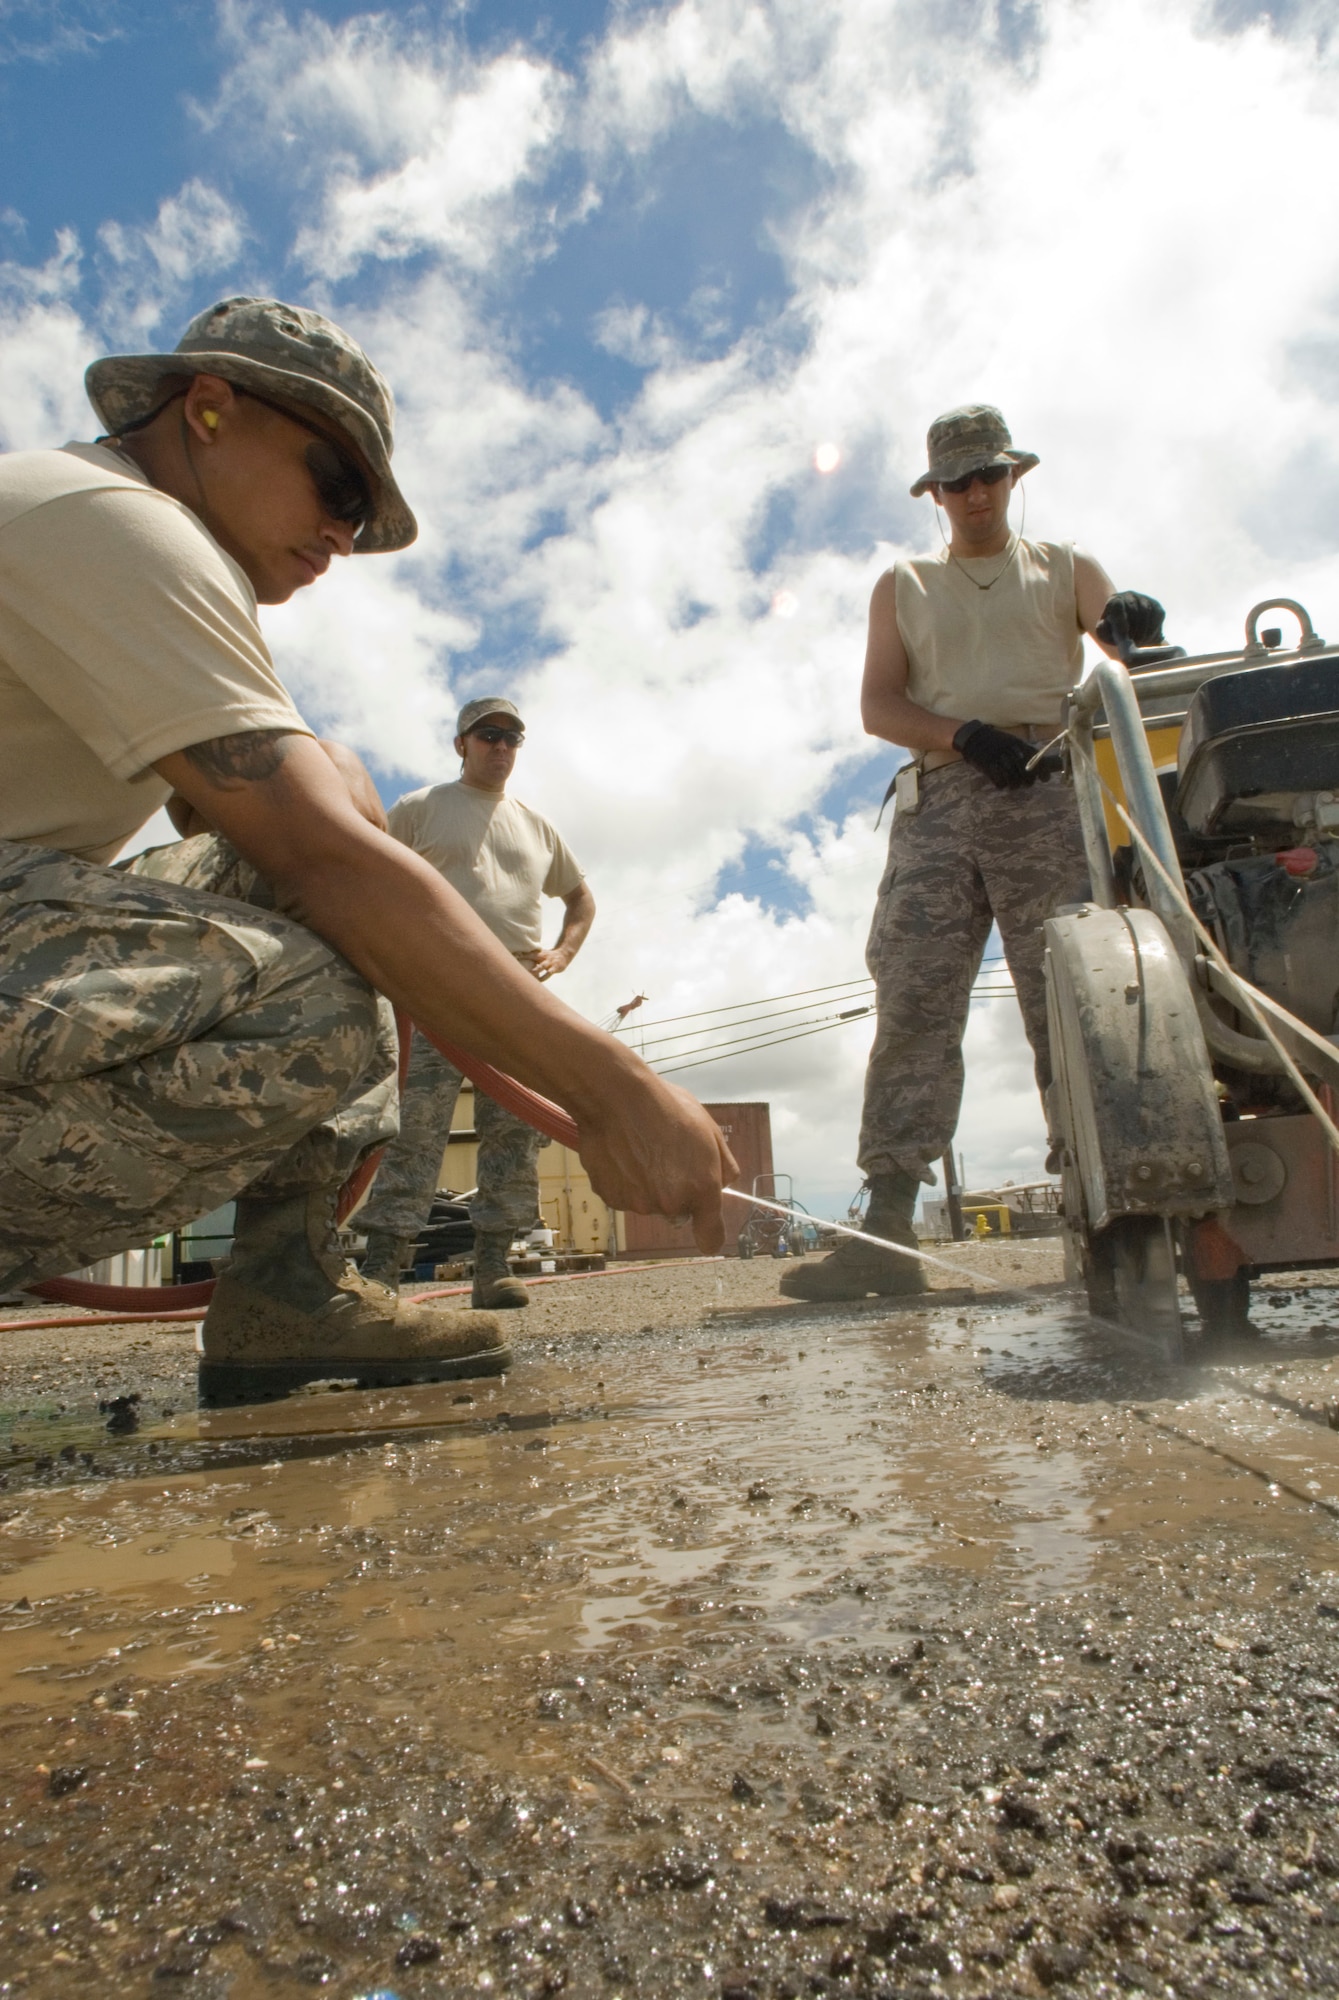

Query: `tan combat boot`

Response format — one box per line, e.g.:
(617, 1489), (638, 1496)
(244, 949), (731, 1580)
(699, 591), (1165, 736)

(199, 1192), (510, 1405)
(472, 1230), (531, 1310)
(778, 1171), (927, 1302)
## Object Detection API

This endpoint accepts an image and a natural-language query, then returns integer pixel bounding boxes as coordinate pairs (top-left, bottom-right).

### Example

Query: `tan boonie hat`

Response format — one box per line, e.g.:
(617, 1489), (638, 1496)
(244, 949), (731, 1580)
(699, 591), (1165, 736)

(456, 696), (524, 737)
(910, 403), (1039, 498)
(84, 296), (417, 554)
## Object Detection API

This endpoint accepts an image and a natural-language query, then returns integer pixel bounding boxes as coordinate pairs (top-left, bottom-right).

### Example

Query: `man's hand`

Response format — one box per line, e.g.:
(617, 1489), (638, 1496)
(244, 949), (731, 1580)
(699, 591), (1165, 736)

(153, 730), (727, 1244)
(952, 719), (1037, 790)
(528, 944), (572, 981)
(1096, 591), (1166, 655)
(528, 881), (595, 982)
(575, 1077), (738, 1253)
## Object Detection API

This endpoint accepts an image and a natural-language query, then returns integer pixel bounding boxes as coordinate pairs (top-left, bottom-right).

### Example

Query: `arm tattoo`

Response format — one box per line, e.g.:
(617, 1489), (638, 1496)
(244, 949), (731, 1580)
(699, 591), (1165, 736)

(182, 729), (298, 786)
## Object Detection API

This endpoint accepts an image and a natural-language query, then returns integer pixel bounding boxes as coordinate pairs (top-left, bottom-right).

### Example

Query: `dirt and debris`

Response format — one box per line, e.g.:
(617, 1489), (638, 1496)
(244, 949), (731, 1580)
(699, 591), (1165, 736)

(0, 1240), (1062, 1412)
(3, 1245), (1339, 1997)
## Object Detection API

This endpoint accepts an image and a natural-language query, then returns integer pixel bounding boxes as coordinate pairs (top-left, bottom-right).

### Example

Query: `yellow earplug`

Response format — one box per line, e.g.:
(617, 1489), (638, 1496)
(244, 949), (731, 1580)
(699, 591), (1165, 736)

(202, 410), (219, 432)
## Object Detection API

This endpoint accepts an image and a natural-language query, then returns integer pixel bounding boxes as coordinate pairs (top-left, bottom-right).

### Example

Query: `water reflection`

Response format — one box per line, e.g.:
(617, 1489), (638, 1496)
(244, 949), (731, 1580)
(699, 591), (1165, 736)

(6, 1291), (1339, 1726)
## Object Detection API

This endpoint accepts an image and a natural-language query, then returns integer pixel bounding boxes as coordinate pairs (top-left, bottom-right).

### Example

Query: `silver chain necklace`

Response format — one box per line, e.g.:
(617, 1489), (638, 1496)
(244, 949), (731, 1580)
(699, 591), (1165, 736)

(934, 485), (1026, 590)
(946, 531), (1020, 591)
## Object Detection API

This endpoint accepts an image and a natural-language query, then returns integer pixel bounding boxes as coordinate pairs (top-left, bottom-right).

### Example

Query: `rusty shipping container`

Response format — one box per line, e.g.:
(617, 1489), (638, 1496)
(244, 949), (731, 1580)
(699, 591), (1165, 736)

(620, 1102), (775, 1259)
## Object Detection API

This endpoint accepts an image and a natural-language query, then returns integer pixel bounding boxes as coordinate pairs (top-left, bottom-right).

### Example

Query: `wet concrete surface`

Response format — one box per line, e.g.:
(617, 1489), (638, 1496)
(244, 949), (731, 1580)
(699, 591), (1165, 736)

(3, 1251), (1339, 1998)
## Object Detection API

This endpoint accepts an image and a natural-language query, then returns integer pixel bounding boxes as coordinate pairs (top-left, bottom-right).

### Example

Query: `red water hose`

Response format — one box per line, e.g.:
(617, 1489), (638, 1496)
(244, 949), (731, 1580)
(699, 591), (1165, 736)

(426, 1033), (579, 1150)
(0, 1255), (725, 1334)
(24, 1018), (581, 1315)
(28, 1276), (218, 1311)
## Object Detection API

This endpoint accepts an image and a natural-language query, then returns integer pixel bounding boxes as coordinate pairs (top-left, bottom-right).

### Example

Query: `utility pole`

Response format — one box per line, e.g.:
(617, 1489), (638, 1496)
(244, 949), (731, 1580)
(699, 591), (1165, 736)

(942, 1148), (966, 1241)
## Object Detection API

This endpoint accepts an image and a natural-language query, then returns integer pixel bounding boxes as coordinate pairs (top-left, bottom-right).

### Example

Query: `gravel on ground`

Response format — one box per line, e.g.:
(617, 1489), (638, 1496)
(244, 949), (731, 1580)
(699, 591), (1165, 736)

(4, 1242), (1339, 2000)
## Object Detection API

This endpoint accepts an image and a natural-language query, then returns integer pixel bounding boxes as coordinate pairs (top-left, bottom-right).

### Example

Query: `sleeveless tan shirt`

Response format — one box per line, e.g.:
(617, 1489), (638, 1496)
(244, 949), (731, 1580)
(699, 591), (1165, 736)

(893, 538), (1084, 731)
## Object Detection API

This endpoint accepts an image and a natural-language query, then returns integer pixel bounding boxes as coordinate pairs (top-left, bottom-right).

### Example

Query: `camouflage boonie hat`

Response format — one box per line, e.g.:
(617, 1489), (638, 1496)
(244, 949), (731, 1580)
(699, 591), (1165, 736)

(84, 296), (416, 554)
(909, 403), (1039, 497)
(457, 696), (524, 737)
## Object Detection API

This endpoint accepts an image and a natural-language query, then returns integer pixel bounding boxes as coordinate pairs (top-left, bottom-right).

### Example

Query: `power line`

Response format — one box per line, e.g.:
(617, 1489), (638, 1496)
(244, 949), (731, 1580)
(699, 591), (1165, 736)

(650, 1004), (875, 1069)
(656, 1010), (876, 1077)
(649, 981), (1018, 1068)
(628, 986), (877, 1053)
(611, 960), (1012, 1038)
(613, 976), (871, 1035)
(619, 965), (1018, 1052)
(652, 980), (1018, 1077)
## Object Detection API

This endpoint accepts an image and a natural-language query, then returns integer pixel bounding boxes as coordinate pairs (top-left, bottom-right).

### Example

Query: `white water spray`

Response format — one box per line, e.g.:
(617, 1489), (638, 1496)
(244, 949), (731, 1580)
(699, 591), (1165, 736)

(721, 1186), (1010, 1291)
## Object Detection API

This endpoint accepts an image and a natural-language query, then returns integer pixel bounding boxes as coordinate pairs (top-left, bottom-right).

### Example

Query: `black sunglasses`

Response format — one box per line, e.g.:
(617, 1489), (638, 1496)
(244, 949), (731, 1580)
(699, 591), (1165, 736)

(938, 462), (1013, 495)
(241, 391), (374, 530)
(470, 725), (524, 747)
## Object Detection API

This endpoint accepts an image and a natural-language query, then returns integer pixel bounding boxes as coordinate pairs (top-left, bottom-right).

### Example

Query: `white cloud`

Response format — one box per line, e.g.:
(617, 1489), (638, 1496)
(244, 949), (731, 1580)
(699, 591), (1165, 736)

(352, 271), (603, 599)
(9, 0), (1339, 1211)
(204, 2), (472, 162)
(294, 54), (566, 278)
(241, 0), (1339, 1205)
(200, 4), (568, 282)
(262, 556), (477, 780)
(0, 174), (247, 448)
(95, 179), (248, 342)
(592, 300), (686, 369)
(582, 0), (787, 154)
(766, 0), (1339, 645)
(0, 0), (125, 67)
(0, 229), (94, 447)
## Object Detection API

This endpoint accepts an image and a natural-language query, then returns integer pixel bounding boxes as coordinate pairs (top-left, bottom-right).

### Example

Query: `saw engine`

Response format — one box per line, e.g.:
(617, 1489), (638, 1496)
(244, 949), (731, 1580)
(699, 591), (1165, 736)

(1186, 842), (1339, 1041)
(1176, 653), (1339, 1099)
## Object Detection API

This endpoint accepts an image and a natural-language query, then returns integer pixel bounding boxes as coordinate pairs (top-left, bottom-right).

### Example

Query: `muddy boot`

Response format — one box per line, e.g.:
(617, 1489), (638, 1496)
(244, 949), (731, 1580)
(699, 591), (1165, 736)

(778, 1170), (927, 1301)
(472, 1230), (530, 1310)
(360, 1228), (413, 1289)
(199, 1191), (511, 1405)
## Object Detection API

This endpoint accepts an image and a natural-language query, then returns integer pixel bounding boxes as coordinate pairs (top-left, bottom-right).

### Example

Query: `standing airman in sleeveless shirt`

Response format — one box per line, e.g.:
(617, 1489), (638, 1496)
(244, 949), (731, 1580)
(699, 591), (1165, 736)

(783, 405), (1166, 1301)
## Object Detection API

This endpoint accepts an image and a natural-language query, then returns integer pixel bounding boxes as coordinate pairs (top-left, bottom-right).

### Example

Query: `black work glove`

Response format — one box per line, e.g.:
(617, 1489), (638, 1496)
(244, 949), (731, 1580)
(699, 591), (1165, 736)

(1096, 590), (1166, 652)
(952, 719), (1037, 790)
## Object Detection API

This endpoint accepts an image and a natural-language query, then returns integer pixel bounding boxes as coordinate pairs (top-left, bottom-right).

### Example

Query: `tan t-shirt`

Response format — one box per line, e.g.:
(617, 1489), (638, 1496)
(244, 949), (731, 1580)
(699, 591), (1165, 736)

(0, 443), (312, 862)
(388, 780), (584, 957)
(893, 538), (1085, 731)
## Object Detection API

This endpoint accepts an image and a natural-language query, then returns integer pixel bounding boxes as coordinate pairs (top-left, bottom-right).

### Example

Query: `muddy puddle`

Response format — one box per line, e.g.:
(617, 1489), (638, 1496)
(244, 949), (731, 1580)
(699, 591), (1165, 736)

(5, 1287), (1339, 1998)
(6, 1293), (1339, 1702)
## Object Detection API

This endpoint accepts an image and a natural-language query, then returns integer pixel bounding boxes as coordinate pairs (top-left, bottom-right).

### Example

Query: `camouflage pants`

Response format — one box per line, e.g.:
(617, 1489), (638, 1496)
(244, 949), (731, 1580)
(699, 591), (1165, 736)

(359, 1029), (543, 1244)
(0, 835), (398, 1293)
(858, 763), (1090, 1182)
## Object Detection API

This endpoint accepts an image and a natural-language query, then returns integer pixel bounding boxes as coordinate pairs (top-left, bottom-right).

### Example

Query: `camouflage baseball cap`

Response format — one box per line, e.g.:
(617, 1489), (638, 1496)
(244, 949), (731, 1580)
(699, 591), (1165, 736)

(84, 296), (416, 553)
(909, 403), (1039, 497)
(457, 696), (524, 737)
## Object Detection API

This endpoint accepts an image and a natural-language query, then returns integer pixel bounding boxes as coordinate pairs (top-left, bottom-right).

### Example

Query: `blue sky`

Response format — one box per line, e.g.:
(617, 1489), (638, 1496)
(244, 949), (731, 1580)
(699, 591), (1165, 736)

(0, 0), (897, 909)
(3, 0), (1337, 1206)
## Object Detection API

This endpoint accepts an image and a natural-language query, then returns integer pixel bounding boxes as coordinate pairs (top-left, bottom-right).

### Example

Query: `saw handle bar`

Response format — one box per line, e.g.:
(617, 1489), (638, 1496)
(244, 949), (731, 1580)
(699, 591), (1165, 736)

(1116, 640), (1186, 672)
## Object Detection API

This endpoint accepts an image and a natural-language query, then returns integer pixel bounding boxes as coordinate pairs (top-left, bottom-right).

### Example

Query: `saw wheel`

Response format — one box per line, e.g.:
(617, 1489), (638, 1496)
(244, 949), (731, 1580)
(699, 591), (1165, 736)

(1086, 1214), (1183, 1357)
(1045, 905), (1233, 1367)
